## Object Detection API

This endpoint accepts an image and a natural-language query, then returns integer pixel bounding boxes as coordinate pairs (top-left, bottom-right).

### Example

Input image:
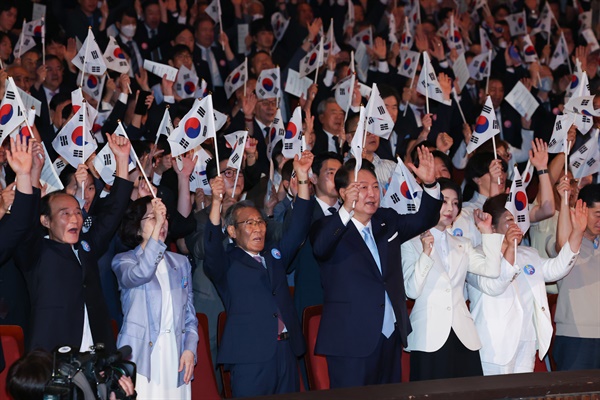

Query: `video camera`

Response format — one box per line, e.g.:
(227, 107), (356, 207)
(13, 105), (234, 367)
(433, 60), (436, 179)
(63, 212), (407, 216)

(43, 343), (136, 400)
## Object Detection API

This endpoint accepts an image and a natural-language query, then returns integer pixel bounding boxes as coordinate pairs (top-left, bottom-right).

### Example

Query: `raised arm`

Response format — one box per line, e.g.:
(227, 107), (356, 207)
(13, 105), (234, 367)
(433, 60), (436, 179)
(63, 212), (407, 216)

(529, 139), (554, 222)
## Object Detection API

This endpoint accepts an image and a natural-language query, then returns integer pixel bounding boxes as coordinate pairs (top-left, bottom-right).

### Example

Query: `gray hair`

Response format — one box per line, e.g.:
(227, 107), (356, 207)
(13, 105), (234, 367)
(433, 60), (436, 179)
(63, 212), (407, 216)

(317, 97), (338, 116)
(223, 200), (267, 237)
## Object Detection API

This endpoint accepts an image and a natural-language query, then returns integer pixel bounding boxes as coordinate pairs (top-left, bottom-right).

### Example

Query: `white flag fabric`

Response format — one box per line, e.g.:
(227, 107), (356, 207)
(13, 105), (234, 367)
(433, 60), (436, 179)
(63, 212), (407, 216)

(156, 107), (174, 142)
(16, 87), (41, 117)
(349, 27), (373, 50)
(468, 50), (491, 81)
(227, 130), (248, 170)
(548, 113), (575, 153)
(13, 30), (36, 59)
(521, 160), (535, 189)
(93, 124), (136, 185)
(189, 146), (213, 194)
(39, 143), (64, 194)
(381, 157), (423, 214)
(175, 64), (200, 100)
(505, 11), (527, 37)
(52, 106), (98, 167)
(570, 129), (600, 179)
(343, 0), (355, 31)
(22, 18), (45, 38)
(256, 67), (281, 99)
(446, 15), (465, 54)
(168, 95), (216, 157)
(299, 38), (324, 78)
(565, 59), (587, 103)
(521, 34), (538, 63)
(333, 73), (355, 116)
(564, 95), (600, 117)
(282, 106), (303, 159)
(70, 88), (98, 131)
(400, 17), (414, 50)
(205, 0), (221, 25)
(407, 1), (421, 32)
(366, 83), (394, 140)
(77, 72), (106, 105)
(479, 27), (493, 54)
(350, 106), (367, 174)
(213, 108), (227, 131)
(579, 11), (592, 33)
(581, 28), (600, 53)
(467, 96), (500, 153)
(267, 108), (286, 159)
(397, 49), (419, 78)
(224, 58), (247, 99)
(0, 78), (27, 144)
(271, 12), (290, 42)
(417, 52), (451, 105)
(531, 2), (554, 35)
(505, 165), (530, 234)
(72, 29), (107, 76)
(549, 32), (569, 70)
(103, 36), (130, 74)
(388, 12), (398, 44)
(323, 22), (341, 58)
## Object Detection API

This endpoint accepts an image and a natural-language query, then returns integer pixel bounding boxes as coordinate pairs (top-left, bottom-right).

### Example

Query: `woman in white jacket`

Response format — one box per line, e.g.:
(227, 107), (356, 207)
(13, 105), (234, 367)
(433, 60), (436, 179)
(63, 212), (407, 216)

(401, 178), (504, 381)
(466, 192), (588, 375)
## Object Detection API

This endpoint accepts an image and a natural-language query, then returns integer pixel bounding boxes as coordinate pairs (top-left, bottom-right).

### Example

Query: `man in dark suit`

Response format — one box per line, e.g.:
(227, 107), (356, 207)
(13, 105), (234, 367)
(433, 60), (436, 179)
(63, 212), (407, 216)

(14, 134), (133, 352)
(204, 151), (315, 398)
(134, 0), (172, 64)
(312, 98), (346, 156)
(310, 149), (442, 388)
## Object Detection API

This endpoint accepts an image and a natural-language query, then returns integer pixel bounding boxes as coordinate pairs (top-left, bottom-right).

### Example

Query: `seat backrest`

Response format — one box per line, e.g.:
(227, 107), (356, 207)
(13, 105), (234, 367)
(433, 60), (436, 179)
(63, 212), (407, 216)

(302, 305), (329, 390)
(217, 311), (232, 398)
(0, 326), (25, 400)
(192, 313), (221, 400)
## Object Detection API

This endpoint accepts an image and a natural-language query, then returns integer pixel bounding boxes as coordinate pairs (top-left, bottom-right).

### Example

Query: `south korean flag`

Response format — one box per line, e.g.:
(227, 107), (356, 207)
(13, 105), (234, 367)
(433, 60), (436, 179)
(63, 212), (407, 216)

(397, 50), (419, 78)
(256, 67), (281, 99)
(366, 83), (394, 140)
(72, 28), (107, 76)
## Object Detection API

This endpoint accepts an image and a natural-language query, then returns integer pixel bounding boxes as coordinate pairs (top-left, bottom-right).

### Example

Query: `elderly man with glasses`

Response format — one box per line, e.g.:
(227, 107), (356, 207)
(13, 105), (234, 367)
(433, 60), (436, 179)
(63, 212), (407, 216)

(204, 151), (315, 398)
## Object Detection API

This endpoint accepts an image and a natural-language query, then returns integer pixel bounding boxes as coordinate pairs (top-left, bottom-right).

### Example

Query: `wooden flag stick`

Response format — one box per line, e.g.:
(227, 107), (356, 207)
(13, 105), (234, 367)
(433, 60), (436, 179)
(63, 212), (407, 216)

(118, 121), (157, 199)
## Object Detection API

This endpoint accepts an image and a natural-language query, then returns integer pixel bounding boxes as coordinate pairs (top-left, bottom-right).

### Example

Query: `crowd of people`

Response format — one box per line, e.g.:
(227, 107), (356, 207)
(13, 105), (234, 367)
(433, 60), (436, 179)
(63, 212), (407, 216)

(0, 0), (599, 399)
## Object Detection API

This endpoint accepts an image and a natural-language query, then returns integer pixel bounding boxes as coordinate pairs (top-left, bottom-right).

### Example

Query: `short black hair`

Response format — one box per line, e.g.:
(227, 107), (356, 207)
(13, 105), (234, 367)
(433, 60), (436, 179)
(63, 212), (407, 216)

(119, 196), (153, 249)
(281, 159), (294, 182)
(578, 183), (600, 208)
(432, 150), (453, 176)
(49, 91), (71, 112)
(40, 191), (77, 219)
(116, 6), (137, 23)
(463, 152), (507, 202)
(170, 44), (192, 61)
(378, 84), (400, 105)
(7, 350), (53, 400)
(312, 152), (343, 177)
(334, 158), (376, 192)
(0, 1), (17, 13)
(250, 18), (273, 37)
(482, 193), (510, 229)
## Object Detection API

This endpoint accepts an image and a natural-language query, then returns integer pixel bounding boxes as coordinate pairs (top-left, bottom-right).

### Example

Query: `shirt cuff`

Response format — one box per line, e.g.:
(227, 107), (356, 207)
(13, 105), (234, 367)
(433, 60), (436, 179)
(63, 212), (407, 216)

(377, 61), (389, 73)
(349, 104), (360, 113)
(163, 95), (175, 104)
(337, 204), (353, 226)
(118, 93), (128, 104)
(152, 172), (162, 186)
(323, 69), (334, 87)
(423, 183), (441, 199)
(101, 101), (112, 110)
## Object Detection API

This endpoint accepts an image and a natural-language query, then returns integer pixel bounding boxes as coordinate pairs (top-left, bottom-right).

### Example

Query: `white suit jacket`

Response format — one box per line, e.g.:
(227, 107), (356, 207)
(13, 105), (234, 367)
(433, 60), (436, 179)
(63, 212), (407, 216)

(112, 238), (199, 386)
(466, 243), (579, 365)
(401, 232), (504, 352)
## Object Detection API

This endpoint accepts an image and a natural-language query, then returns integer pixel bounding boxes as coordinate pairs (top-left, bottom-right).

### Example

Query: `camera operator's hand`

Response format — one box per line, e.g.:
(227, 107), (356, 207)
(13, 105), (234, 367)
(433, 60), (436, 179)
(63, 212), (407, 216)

(109, 376), (135, 400)
(179, 350), (195, 384)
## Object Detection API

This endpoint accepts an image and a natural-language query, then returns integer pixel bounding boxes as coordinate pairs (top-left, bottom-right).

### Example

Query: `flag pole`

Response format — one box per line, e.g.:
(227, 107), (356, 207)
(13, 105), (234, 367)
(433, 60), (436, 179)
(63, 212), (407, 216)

(42, 17), (46, 65)
(231, 131), (247, 197)
(453, 91), (467, 124)
(314, 37), (323, 84)
(118, 120), (157, 199)
(80, 27), (92, 87)
(485, 50), (491, 94)
(424, 53), (430, 115)
(564, 139), (570, 205)
(243, 57), (247, 97)
(492, 134), (501, 185)
(403, 54), (419, 117)
(218, 0), (224, 51)
(81, 100), (86, 199)
(155, 104), (170, 146)
(514, 239), (517, 267)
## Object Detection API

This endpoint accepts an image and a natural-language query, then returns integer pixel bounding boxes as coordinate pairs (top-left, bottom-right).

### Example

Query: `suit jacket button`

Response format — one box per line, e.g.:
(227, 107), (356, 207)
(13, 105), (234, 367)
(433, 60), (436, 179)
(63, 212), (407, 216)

(447, 307), (451, 311)
(83, 284), (87, 288)
(273, 313), (278, 318)
(149, 341), (153, 347)
(182, 329), (186, 333)
(380, 304), (384, 308)
(541, 307), (546, 311)
(272, 291), (276, 296)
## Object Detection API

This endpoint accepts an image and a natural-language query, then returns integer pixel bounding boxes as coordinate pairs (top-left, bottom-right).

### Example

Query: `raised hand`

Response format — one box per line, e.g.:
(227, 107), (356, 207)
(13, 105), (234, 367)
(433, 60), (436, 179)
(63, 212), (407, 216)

(293, 151), (314, 178)
(107, 133), (132, 160)
(420, 230), (434, 256)
(569, 199), (589, 234)
(151, 197), (168, 237)
(341, 182), (360, 213)
(210, 175), (226, 204)
(474, 209), (493, 234)
(174, 153), (197, 178)
(556, 176), (571, 205)
(529, 138), (548, 170)
(408, 146), (436, 186)
(436, 132), (453, 153)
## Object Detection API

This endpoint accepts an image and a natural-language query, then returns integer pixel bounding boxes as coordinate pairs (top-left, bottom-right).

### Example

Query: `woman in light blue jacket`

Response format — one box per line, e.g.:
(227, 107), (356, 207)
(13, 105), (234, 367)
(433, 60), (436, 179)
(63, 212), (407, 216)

(112, 197), (198, 399)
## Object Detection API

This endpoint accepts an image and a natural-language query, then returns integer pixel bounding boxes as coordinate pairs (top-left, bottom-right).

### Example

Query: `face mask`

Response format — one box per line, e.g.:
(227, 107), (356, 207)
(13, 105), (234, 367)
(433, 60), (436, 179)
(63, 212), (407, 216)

(539, 77), (553, 92)
(120, 24), (136, 39)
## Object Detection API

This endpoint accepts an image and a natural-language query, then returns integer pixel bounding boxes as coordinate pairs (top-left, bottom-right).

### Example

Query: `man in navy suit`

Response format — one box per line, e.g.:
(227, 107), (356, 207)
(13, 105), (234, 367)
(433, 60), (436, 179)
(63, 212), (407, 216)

(204, 151), (315, 397)
(310, 148), (442, 388)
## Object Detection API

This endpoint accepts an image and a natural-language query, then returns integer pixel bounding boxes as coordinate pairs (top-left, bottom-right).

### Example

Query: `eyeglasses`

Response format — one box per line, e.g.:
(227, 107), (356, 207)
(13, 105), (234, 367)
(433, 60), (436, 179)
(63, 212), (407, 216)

(235, 219), (267, 228)
(223, 168), (237, 178)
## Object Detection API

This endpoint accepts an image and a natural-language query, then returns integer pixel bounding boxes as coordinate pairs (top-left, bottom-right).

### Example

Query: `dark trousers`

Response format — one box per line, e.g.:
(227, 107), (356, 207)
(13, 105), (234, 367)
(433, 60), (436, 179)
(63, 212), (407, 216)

(553, 335), (600, 371)
(229, 340), (299, 398)
(410, 328), (483, 381)
(327, 329), (402, 388)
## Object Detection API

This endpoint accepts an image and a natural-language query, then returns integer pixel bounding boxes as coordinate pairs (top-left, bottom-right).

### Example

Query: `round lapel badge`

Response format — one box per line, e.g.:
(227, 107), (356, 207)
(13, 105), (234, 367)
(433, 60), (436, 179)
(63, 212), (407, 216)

(594, 236), (599, 249)
(523, 264), (535, 275)
(452, 228), (463, 237)
(80, 240), (91, 252)
(271, 248), (282, 259)
(181, 276), (188, 289)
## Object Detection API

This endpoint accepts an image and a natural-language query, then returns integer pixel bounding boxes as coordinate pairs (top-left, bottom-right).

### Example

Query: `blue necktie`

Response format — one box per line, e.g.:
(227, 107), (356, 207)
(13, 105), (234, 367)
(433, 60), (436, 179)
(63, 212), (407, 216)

(253, 254), (286, 335)
(362, 227), (395, 338)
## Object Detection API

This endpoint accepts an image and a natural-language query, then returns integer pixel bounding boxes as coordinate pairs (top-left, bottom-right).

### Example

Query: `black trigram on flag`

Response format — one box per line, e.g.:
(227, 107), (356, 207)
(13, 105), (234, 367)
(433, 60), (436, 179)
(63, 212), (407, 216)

(407, 204), (416, 212)
(119, 61), (127, 67)
(428, 72), (435, 81)
(555, 120), (562, 130)
(391, 193), (400, 204)
(60, 136), (68, 146)
(517, 215), (526, 222)
(258, 89), (265, 96)
(188, 174), (196, 183)
(582, 116), (591, 124)
(197, 107), (206, 118)
(231, 154), (240, 164)
(515, 179), (523, 187)
(581, 99), (590, 106)
(78, 114), (84, 122)
(284, 143), (293, 150)
(339, 88), (346, 95)
(470, 136), (479, 144)
(106, 56), (114, 63)
(91, 66), (101, 73)
(579, 145), (588, 154)
(573, 161), (581, 168)
(201, 126), (208, 137)
(482, 105), (492, 114)
(201, 177), (209, 186)
(492, 120), (499, 129)
(78, 56), (85, 64)
(473, 60), (480, 67)
(91, 50), (99, 59)
(368, 117), (374, 124)
(6, 90), (15, 100)
(549, 138), (557, 147)
(179, 138), (190, 149)
(406, 68), (414, 75)
(183, 73), (190, 80)
(270, 73), (277, 79)
(73, 149), (83, 158)
(377, 105), (385, 115)
(380, 123), (389, 131)
(587, 159), (596, 167)
(435, 88), (442, 94)
(103, 154), (112, 165)
(55, 159), (66, 169)
(273, 117), (280, 125)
